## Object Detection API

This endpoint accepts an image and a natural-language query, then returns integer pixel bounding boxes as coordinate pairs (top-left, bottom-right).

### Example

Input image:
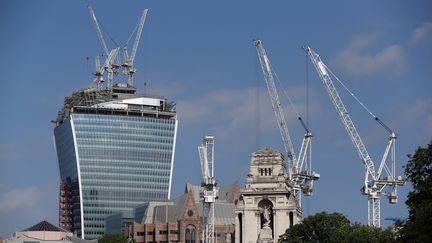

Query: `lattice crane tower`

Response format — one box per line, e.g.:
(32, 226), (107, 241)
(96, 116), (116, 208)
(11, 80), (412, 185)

(253, 39), (320, 204)
(305, 46), (405, 227)
(198, 135), (218, 243)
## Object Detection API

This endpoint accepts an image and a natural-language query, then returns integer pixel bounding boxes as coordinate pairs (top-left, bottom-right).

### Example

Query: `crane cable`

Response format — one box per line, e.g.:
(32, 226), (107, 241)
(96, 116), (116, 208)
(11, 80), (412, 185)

(269, 62), (310, 132)
(321, 62), (394, 134)
(126, 17), (141, 46)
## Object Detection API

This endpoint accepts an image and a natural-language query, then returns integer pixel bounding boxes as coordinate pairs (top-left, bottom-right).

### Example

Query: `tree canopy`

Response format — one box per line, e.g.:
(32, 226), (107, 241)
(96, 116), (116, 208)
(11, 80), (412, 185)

(278, 211), (395, 243)
(398, 141), (432, 242)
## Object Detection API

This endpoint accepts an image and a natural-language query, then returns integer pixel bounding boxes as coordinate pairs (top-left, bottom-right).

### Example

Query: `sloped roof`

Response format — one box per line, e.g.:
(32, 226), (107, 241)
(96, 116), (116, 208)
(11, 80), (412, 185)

(136, 183), (238, 225)
(218, 183), (236, 202)
(153, 205), (177, 223)
(141, 201), (173, 224)
(173, 193), (188, 220)
(185, 183), (200, 202)
(23, 220), (67, 232)
(214, 202), (235, 225)
(195, 202), (235, 226)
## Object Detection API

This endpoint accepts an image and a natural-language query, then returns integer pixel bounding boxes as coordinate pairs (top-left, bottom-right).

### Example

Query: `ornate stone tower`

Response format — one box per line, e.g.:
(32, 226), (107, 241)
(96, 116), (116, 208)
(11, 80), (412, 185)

(235, 148), (301, 243)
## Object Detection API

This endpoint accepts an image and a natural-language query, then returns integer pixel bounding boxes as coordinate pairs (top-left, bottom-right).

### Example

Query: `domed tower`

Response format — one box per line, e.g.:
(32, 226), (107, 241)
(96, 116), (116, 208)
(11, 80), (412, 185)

(235, 148), (301, 243)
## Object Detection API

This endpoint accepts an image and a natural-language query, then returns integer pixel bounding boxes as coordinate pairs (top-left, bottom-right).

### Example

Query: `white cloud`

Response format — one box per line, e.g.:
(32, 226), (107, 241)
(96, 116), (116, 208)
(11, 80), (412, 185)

(176, 85), (320, 142)
(0, 185), (44, 213)
(401, 98), (432, 120)
(0, 144), (22, 161)
(395, 98), (432, 142)
(331, 33), (404, 78)
(411, 22), (432, 45)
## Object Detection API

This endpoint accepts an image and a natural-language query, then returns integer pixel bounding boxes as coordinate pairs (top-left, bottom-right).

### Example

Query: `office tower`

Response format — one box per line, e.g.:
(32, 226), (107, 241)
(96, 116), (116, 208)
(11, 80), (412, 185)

(54, 84), (177, 239)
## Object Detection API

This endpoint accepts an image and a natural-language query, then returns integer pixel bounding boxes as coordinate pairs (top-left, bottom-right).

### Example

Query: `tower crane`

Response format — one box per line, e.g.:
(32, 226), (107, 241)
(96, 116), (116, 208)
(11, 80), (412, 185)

(92, 48), (120, 89)
(304, 46), (404, 227)
(253, 39), (320, 203)
(87, 6), (148, 88)
(87, 5), (118, 88)
(198, 135), (218, 243)
(122, 9), (148, 86)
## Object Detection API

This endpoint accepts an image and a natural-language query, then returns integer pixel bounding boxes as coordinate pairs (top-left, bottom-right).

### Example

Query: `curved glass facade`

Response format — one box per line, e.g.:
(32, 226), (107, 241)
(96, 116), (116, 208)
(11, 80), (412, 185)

(55, 112), (177, 239)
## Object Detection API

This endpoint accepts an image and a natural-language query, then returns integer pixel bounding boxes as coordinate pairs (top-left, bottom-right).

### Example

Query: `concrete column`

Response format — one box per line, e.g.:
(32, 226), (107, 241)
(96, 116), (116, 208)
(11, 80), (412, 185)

(235, 213), (240, 243)
(244, 210), (258, 243)
(273, 208), (288, 241)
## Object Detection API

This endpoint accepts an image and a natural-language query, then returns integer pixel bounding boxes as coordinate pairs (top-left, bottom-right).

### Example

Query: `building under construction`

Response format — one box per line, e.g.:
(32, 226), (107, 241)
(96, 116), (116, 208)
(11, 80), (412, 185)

(55, 83), (178, 239)
(54, 6), (178, 239)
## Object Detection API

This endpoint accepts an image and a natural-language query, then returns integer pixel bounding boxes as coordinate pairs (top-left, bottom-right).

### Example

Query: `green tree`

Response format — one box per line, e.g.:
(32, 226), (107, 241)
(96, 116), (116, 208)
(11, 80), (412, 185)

(399, 141), (432, 242)
(278, 212), (350, 243)
(347, 223), (394, 243)
(278, 212), (395, 243)
(98, 234), (128, 243)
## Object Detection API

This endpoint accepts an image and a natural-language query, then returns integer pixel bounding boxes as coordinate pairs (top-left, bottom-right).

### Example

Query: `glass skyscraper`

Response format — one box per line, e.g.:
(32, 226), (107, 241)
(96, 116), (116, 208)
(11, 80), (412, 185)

(54, 84), (177, 239)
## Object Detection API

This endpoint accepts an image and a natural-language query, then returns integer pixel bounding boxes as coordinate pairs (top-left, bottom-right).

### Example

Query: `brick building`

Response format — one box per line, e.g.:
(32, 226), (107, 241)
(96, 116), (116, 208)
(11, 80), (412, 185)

(125, 183), (240, 243)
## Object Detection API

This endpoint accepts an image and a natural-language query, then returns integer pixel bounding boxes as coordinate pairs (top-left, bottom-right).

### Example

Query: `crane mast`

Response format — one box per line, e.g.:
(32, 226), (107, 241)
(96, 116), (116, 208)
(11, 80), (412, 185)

(123, 9), (148, 86)
(305, 46), (404, 227)
(198, 135), (217, 243)
(253, 39), (319, 202)
(254, 40), (296, 170)
(88, 5), (109, 57)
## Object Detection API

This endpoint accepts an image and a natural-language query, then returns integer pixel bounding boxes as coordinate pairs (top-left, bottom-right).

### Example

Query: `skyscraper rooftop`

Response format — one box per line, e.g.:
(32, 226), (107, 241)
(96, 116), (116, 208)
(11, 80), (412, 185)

(55, 84), (176, 126)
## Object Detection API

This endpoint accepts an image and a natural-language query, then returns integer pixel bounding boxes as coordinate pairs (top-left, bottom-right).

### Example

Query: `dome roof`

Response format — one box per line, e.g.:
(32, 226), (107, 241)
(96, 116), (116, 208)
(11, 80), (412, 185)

(23, 220), (67, 232)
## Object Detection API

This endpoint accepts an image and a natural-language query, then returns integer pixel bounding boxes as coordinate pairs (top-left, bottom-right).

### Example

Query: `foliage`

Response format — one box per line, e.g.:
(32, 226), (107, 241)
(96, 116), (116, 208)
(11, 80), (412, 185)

(98, 234), (128, 243)
(398, 141), (432, 242)
(347, 223), (394, 243)
(278, 211), (395, 243)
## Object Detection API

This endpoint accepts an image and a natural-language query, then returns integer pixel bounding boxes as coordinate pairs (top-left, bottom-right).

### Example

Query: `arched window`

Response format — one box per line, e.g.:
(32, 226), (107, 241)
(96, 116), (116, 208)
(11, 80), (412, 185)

(185, 229), (191, 243)
(185, 225), (196, 243)
(191, 228), (196, 243)
(289, 211), (294, 226)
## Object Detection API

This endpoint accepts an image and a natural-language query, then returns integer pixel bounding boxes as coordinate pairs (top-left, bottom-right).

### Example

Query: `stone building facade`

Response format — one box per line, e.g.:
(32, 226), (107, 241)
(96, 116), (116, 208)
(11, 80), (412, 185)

(235, 148), (301, 243)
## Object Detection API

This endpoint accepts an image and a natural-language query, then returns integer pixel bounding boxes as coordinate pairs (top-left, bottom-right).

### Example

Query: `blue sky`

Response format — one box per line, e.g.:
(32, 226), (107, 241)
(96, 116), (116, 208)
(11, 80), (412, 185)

(0, 0), (431, 238)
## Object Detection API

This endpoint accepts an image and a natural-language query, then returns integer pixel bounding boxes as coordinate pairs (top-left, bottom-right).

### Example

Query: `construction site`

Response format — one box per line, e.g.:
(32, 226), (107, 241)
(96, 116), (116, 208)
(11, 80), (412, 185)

(50, 5), (408, 243)
(2, 1), (430, 242)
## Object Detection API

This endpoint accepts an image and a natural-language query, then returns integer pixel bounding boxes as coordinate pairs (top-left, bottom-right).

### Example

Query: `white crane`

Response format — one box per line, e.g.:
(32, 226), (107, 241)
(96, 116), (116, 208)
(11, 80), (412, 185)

(92, 48), (120, 89)
(122, 9), (148, 86)
(87, 6), (148, 88)
(253, 39), (319, 203)
(198, 135), (218, 243)
(304, 46), (404, 227)
(87, 5), (117, 88)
